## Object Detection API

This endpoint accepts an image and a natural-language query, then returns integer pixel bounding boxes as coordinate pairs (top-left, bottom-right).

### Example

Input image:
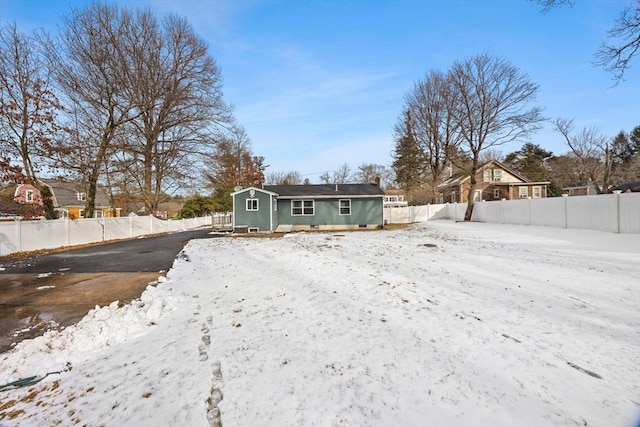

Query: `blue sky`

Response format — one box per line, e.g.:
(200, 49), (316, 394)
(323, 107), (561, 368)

(1, 0), (638, 182)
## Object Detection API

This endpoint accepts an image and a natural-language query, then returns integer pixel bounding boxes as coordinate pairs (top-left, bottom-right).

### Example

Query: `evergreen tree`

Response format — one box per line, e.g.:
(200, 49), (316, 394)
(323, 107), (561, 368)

(505, 143), (561, 196)
(610, 126), (640, 183)
(392, 110), (426, 196)
(211, 187), (233, 212)
(178, 195), (216, 218)
(504, 143), (554, 182)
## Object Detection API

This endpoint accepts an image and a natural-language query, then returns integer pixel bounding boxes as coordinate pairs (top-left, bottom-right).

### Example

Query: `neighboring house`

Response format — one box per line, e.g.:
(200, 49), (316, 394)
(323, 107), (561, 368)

(383, 189), (408, 208)
(231, 183), (384, 233)
(0, 199), (26, 219)
(562, 182), (599, 196)
(610, 181), (640, 193)
(437, 160), (550, 203)
(13, 179), (121, 219)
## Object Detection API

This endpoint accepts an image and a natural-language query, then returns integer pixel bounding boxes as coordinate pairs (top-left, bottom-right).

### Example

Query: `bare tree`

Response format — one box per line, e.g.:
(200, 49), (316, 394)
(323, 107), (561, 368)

(45, 3), (141, 218)
(546, 154), (585, 190)
(533, 0), (574, 13)
(533, 0), (639, 83)
(594, 5), (640, 83)
(0, 24), (62, 218)
(205, 125), (265, 190)
(478, 149), (504, 163)
(122, 10), (233, 215)
(553, 118), (632, 193)
(319, 163), (352, 184)
(352, 163), (393, 188)
(266, 171), (302, 185)
(404, 70), (459, 201)
(449, 54), (544, 220)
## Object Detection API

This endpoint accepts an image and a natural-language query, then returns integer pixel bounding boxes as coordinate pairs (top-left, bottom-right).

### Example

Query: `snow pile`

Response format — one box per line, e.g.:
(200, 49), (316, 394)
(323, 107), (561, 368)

(2, 278), (184, 381)
(0, 221), (639, 427)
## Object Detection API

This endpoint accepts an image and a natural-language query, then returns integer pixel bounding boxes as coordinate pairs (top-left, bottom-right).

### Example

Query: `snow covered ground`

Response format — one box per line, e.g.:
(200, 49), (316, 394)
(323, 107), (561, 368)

(1, 220), (639, 427)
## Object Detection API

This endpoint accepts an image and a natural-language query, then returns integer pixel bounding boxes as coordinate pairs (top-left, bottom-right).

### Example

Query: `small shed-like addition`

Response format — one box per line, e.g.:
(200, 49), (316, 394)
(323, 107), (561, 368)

(231, 183), (384, 233)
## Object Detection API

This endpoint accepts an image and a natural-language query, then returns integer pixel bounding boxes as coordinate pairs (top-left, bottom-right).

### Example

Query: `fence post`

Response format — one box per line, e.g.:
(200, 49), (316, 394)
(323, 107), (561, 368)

(616, 192), (621, 234)
(562, 194), (568, 229)
(65, 217), (70, 247)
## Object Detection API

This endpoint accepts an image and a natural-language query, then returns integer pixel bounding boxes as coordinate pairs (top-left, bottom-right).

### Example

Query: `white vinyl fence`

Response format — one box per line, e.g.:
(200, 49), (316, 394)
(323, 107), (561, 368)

(384, 192), (640, 234)
(0, 213), (231, 257)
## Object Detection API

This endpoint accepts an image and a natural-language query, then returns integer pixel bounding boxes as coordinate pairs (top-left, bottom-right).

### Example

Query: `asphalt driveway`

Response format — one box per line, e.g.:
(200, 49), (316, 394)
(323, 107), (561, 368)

(0, 228), (221, 353)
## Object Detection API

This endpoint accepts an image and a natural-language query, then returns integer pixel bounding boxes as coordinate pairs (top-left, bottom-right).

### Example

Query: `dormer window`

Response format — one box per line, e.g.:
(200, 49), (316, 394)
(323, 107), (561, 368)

(25, 189), (34, 203)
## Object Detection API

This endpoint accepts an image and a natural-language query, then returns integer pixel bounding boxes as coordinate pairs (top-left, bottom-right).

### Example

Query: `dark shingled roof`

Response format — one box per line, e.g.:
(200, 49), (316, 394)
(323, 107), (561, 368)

(611, 181), (640, 192)
(263, 183), (384, 197)
(41, 179), (111, 207)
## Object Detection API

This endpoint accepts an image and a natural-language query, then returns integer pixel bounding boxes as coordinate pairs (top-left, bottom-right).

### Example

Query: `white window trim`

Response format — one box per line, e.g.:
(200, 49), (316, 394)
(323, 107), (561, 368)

(493, 189), (500, 198)
(532, 186), (541, 199)
(291, 199), (314, 216)
(483, 169), (491, 182)
(246, 198), (259, 211)
(474, 190), (482, 202)
(25, 189), (34, 203)
(519, 187), (528, 198)
(493, 169), (502, 182)
(78, 192), (86, 201)
(339, 199), (351, 216)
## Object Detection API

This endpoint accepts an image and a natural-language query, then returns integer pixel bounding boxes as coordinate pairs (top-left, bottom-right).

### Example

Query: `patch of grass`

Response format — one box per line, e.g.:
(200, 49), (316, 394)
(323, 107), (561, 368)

(383, 223), (412, 230)
(0, 399), (16, 412)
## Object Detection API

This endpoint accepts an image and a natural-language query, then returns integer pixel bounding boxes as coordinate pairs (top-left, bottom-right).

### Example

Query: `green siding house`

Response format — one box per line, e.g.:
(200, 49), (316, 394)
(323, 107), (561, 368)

(231, 184), (384, 233)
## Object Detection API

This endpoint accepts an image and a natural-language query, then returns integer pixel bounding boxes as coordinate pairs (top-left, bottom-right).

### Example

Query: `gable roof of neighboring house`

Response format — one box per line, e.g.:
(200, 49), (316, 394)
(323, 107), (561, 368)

(611, 181), (640, 192)
(437, 171), (469, 188)
(438, 160), (531, 188)
(41, 179), (111, 207)
(562, 182), (596, 189)
(262, 184), (385, 198)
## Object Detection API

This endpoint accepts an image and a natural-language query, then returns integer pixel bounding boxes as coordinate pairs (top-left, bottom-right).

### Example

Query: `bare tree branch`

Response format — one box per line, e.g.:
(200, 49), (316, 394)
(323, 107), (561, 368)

(594, 5), (640, 83)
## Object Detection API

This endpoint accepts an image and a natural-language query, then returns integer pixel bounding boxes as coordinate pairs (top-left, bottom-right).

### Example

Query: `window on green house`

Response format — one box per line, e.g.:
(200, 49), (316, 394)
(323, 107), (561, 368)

(339, 199), (351, 215)
(292, 199), (314, 215)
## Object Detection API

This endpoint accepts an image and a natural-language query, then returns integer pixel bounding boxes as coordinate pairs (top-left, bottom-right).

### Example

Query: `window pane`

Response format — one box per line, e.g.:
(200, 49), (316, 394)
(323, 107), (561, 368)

(533, 186), (541, 198)
(339, 199), (351, 215)
(292, 200), (303, 215)
(246, 199), (258, 210)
